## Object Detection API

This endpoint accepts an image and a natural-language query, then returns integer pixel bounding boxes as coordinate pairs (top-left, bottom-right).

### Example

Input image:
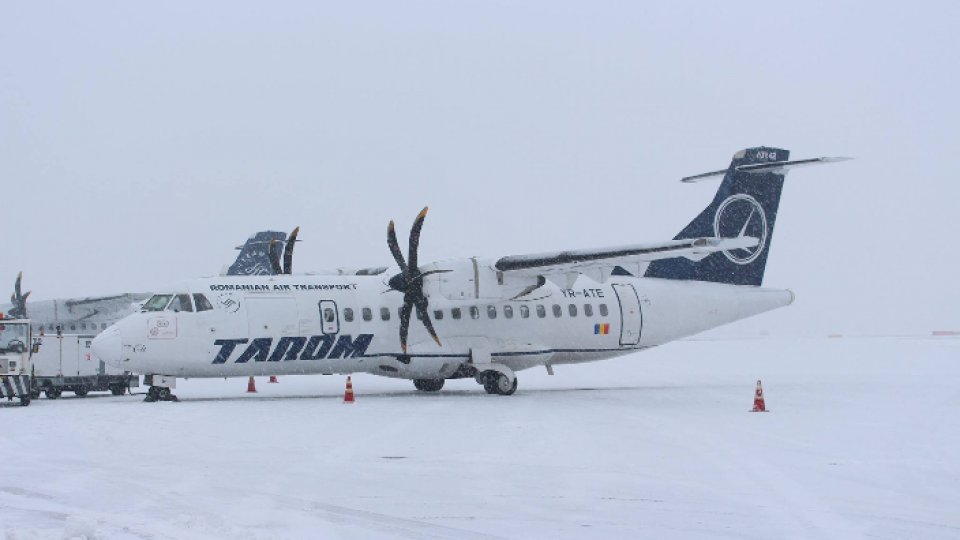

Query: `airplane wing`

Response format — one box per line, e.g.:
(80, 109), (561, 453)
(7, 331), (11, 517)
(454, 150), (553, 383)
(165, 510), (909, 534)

(494, 236), (757, 286)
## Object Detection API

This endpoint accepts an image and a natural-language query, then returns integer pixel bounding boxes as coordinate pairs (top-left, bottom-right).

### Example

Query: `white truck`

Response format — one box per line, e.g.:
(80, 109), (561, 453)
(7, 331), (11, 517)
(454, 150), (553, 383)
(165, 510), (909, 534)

(0, 316), (36, 406)
(30, 332), (138, 398)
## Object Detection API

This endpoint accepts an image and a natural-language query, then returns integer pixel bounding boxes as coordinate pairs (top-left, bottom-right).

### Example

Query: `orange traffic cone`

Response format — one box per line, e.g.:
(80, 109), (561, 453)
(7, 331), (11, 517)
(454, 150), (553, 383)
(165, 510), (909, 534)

(751, 379), (767, 412)
(247, 376), (257, 393)
(269, 375), (279, 383)
(343, 376), (355, 404)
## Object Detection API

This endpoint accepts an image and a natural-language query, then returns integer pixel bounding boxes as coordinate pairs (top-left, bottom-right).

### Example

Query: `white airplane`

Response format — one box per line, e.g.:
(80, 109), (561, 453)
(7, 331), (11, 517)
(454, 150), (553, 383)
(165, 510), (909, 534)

(93, 147), (848, 401)
(0, 231), (299, 336)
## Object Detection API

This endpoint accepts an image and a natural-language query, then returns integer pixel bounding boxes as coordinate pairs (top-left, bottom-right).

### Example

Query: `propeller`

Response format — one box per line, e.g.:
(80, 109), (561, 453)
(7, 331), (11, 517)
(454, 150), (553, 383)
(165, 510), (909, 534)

(268, 227), (300, 275)
(9, 271), (30, 319)
(386, 207), (449, 354)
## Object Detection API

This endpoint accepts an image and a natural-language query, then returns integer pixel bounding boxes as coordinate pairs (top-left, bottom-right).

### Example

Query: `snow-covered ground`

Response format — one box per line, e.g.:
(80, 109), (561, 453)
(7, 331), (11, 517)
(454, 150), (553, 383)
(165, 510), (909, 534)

(1, 337), (957, 540)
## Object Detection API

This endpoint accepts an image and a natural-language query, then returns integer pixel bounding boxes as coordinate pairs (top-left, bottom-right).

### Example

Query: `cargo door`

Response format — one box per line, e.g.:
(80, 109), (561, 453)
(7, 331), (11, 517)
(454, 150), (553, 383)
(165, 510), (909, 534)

(612, 283), (642, 346)
(246, 297), (299, 337)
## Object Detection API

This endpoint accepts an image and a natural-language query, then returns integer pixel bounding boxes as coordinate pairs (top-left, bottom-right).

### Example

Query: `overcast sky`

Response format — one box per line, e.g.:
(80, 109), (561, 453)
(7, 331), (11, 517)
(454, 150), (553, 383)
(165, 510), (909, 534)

(2, 1), (957, 335)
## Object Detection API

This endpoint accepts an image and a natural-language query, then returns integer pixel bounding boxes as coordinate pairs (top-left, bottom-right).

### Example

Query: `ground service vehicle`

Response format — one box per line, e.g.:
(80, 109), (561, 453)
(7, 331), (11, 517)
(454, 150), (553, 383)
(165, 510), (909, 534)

(0, 315), (36, 406)
(31, 331), (138, 399)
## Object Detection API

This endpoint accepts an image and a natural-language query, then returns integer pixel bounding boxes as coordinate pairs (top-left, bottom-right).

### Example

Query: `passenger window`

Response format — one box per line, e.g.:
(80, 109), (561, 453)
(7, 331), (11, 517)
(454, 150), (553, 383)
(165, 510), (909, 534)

(452, 307), (462, 320)
(536, 305), (546, 318)
(323, 308), (336, 323)
(362, 307), (372, 321)
(487, 305), (497, 319)
(434, 310), (443, 320)
(70, 324), (76, 331)
(193, 294), (214, 312)
(81, 323), (87, 331)
(101, 323), (107, 330)
(344, 308), (354, 322)
(599, 303), (609, 317)
(470, 306), (480, 319)
(380, 307), (391, 321)
(584, 304), (593, 317)
(568, 304), (577, 317)
(504, 305), (514, 319)
(552, 304), (562, 317)
(520, 305), (529, 318)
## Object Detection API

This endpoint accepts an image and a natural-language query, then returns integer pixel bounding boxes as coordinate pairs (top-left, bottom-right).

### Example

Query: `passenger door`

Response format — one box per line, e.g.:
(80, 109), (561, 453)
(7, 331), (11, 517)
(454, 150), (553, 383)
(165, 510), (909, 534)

(318, 300), (339, 335)
(612, 283), (642, 346)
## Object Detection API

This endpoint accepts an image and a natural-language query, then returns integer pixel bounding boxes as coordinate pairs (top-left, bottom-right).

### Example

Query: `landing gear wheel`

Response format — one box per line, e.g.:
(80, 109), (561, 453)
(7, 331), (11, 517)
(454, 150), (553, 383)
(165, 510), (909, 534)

(30, 389), (41, 400)
(145, 386), (179, 402)
(482, 372), (517, 396)
(413, 379), (445, 392)
(45, 387), (61, 399)
(109, 385), (125, 396)
(74, 386), (89, 397)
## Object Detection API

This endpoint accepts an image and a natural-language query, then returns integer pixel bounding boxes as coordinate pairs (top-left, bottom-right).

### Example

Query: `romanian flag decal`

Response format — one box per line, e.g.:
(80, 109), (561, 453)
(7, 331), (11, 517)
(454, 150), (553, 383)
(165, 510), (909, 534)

(594, 323), (611, 335)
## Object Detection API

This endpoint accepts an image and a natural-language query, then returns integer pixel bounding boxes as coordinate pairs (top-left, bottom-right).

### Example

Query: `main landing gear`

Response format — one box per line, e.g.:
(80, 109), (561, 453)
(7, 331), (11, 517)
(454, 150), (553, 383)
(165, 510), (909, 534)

(413, 379), (445, 392)
(479, 371), (517, 396)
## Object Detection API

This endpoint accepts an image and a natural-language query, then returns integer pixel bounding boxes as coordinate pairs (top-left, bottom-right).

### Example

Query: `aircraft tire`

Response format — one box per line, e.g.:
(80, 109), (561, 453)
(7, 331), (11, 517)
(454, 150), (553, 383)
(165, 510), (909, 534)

(144, 387), (160, 402)
(413, 379), (444, 392)
(483, 372), (517, 396)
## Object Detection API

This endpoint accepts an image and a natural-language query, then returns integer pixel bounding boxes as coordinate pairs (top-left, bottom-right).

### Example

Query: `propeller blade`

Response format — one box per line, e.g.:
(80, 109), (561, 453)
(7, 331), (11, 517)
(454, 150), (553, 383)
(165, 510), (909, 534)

(414, 297), (442, 347)
(408, 207), (428, 271)
(387, 221), (408, 273)
(14, 272), (22, 298)
(398, 302), (412, 354)
(268, 239), (282, 274)
(283, 226), (300, 274)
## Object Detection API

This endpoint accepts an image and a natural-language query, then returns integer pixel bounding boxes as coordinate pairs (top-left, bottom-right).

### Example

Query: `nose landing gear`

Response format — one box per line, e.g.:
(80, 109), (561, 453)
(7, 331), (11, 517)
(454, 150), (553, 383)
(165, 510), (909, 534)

(143, 375), (178, 402)
(144, 386), (179, 402)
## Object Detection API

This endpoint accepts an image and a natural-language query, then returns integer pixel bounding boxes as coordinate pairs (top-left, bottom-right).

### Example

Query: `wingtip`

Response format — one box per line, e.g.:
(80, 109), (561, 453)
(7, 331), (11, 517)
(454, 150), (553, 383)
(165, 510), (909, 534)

(418, 206), (429, 220)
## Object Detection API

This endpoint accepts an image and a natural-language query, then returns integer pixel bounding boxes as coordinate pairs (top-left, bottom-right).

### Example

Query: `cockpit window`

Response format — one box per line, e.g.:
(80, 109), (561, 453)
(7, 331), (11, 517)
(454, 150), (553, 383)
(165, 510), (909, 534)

(167, 294), (194, 312)
(142, 294), (173, 312)
(193, 293), (213, 312)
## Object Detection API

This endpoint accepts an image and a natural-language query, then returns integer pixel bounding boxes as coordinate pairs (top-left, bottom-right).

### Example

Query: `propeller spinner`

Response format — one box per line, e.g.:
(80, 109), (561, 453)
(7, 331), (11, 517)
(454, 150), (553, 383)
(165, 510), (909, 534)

(386, 207), (448, 354)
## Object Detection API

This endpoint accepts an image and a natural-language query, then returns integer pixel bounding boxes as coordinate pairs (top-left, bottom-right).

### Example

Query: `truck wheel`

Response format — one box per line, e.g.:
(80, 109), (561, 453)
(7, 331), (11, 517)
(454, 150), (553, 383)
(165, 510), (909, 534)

(45, 388), (61, 399)
(74, 386), (89, 397)
(30, 389), (41, 399)
(20, 394), (31, 407)
(109, 385), (125, 396)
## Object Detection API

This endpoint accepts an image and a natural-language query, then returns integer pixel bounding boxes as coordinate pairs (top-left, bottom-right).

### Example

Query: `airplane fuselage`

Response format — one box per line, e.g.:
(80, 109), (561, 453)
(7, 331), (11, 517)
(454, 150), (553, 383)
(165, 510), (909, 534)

(96, 264), (793, 383)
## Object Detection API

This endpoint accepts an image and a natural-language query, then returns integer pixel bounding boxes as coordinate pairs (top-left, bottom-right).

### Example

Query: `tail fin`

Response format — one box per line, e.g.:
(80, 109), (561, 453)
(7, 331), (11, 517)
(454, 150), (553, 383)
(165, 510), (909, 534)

(645, 147), (791, 286)
(224, 231), (288, 276)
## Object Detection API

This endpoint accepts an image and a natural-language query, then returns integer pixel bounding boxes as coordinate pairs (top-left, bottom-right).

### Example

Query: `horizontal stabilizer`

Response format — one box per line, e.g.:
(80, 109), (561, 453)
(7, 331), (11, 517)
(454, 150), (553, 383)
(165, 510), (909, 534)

(681, 156), (851, 183)
(495, 236), (758, 275)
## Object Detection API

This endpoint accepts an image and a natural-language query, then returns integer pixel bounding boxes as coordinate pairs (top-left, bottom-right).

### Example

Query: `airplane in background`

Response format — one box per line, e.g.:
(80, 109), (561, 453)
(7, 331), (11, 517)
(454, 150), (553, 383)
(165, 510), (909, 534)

(93, 147), (849, 401)
(0, 231), (298, 336)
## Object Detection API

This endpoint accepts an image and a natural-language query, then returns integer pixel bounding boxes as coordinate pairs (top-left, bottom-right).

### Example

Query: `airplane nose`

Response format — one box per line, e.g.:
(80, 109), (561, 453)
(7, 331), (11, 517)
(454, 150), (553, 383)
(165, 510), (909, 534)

(92, 326), (123, 367)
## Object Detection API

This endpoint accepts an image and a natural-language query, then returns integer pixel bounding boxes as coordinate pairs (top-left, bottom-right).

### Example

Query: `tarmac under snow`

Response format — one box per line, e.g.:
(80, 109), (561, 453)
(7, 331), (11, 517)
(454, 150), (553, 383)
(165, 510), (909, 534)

(1, 336), (957, 539)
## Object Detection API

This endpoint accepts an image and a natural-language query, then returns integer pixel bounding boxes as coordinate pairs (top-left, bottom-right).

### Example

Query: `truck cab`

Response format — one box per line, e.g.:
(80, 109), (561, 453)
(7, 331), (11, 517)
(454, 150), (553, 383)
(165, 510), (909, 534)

(0, 314), (36, 406)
